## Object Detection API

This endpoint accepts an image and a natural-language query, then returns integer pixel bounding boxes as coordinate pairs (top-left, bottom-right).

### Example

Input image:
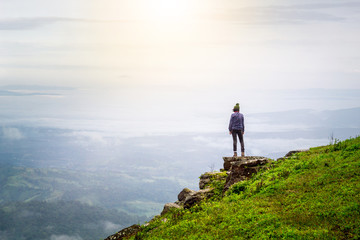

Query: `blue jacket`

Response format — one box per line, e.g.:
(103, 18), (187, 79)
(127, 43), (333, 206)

(229, 112), (244, 132)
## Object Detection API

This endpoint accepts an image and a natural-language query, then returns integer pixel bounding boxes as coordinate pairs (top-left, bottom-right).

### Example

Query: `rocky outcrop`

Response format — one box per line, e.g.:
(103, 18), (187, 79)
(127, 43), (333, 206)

(177, 188), (195, 202)
(159, 158), (270, 214)
(177, 172), (227, 209)
(223, 156), (270, 191)
(183, 188), (214, 209)
(160, 186), (215, 215)
(223, 156), (269, 171)
(105, 156), (271, 240)
(104, 224), (141, 240)
(161, 203), (182, 215)
(104, 151), (313, 240)
(199, 172), (227, 189)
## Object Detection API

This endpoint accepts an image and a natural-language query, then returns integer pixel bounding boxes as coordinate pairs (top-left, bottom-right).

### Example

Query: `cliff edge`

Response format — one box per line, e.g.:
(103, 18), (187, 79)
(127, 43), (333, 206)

(105, 136), (360, 239)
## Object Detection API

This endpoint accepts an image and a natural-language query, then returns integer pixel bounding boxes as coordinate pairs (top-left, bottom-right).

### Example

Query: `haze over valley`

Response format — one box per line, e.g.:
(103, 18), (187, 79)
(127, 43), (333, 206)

(1, 0), (360, 239)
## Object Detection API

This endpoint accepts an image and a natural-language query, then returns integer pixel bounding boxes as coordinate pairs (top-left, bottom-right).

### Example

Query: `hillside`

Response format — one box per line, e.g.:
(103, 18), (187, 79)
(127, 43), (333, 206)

(114, 136), (360, 239)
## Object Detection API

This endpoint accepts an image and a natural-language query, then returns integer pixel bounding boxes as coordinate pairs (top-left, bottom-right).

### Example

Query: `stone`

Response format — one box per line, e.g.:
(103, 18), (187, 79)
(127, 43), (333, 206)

(223, 157), (269, 192)
(183, 188), (214, 209)
(176, 187), (215, 210)
(199, 172), (227, 190)
(178, 188), (195, 202)
(104, 224), (141, 240)
(223, 156), (269, 171)
(161, 203), (182, 215)
(223, 157), (236, 171)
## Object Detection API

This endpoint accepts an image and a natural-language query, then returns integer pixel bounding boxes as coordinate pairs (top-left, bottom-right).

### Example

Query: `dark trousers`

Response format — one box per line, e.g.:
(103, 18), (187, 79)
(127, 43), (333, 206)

(232, 130), (245, 152)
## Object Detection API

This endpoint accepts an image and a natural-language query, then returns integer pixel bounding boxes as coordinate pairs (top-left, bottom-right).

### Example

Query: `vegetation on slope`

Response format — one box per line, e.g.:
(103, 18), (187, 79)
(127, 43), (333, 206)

(131, 136), (360, 239)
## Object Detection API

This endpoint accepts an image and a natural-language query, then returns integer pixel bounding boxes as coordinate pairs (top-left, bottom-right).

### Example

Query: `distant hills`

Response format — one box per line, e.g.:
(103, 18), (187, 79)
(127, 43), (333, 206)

(0, 200), (145, 240)
(0, 107), (359, 240)
(0, 166), (179, 216)
(248, 107), (360, 129)
(0, 165), (171, 240)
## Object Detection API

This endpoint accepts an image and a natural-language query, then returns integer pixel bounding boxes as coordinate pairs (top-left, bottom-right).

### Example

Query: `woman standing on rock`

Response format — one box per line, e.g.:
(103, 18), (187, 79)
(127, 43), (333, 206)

(229, 103), (245, 157)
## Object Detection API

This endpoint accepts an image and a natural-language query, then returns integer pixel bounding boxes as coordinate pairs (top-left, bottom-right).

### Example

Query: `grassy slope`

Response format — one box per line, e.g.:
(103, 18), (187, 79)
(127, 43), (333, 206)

(132, 136), (360, 239)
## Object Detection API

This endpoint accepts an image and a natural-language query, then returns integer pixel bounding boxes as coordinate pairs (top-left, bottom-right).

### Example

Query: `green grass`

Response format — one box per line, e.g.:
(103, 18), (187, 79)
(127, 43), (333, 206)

(130, 136), (360, 239)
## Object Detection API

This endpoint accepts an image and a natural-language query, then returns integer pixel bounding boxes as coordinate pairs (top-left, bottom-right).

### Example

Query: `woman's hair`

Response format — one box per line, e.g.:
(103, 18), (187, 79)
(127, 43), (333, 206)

(233, 103), (240, 112)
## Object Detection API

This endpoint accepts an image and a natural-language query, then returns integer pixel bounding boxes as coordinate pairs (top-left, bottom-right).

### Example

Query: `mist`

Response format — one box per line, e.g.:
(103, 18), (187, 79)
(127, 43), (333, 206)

(1, 0), (360, 239)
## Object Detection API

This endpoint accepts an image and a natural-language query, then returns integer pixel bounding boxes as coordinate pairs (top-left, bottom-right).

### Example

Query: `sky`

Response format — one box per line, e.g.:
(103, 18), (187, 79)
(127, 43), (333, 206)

(1, 1), (360, 230)
(1, 0), (360, 217)
(0, 0), (360, 134)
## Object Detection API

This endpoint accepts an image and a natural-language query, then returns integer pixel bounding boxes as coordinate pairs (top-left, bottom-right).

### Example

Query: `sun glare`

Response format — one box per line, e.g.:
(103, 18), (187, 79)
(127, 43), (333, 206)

(142, 0), (193, 22)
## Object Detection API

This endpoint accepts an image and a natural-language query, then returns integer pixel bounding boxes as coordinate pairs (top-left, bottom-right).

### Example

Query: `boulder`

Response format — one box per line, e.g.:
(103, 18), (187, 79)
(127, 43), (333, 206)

(199, 172), (227, 189)
(223, 156), (269, 171)
(224, 157), (269, 191)
(178, 188), (195, 202)
(161, 203), (182, 215)
(223, 157), (236, 171)
(183, 188), (214, 209)
(104, 224), (141, 240)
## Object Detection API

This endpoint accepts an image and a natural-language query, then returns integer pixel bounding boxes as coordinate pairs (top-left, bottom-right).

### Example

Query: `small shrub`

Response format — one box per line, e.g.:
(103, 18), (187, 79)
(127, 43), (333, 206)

(228, 181), (248, 195)
(294, 163), (302, 170)
(279, 170), (290, 179)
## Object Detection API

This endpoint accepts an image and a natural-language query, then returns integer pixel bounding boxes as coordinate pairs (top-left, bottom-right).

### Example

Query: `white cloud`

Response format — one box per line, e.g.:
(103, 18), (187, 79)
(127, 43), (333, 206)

(50, 235), (83, 240)
(0, 17), (117, 30)
(101, 221), (123, 233)
(62, 131), (107, 145)
(192, 136), (230, 149)
(246, 137), (328, 157)
(246, 123), (311, 133)
(2, 127), (25, 140)
(0, 1), (359, 136)
(139, 142), (160, 148)
(207, 5), (344, 25)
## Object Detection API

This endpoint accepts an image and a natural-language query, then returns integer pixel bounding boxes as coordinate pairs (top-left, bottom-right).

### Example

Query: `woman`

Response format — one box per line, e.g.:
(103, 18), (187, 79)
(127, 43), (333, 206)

(228, 103), (245, 157)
